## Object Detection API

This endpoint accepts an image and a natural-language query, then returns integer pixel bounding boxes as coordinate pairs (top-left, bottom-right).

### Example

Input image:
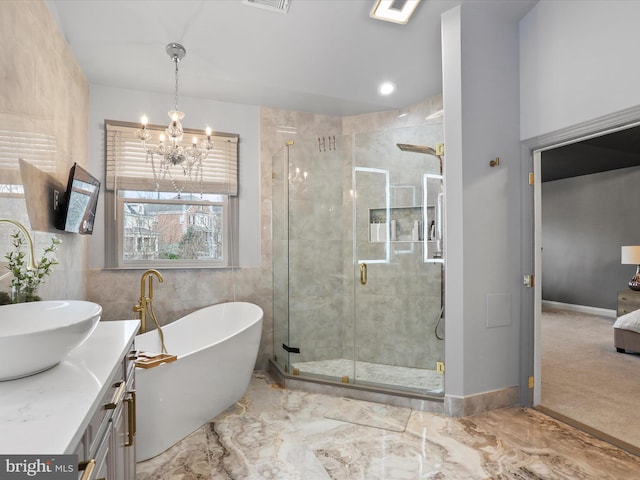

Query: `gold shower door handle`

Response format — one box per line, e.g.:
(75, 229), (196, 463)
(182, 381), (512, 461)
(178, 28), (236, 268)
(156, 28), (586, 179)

(360, 263), (367, 285)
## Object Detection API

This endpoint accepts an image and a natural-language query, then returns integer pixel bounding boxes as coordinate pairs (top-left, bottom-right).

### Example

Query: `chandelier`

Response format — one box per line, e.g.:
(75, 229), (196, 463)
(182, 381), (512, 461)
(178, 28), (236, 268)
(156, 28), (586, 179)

(289, 166), (308, 192)
(136, 43), (212, 197)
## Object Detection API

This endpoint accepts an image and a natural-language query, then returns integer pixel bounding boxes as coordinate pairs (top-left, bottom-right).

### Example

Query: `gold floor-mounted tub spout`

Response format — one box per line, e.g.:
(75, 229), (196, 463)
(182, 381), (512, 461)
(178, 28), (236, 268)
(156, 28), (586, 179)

(133, 269), (164, 334)
(133, 269), (177, 369)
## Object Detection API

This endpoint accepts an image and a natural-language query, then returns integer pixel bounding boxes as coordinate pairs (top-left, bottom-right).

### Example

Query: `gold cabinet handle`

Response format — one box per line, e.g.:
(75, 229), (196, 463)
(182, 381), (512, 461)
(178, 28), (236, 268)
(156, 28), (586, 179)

(360, 263), (367, 285)
(105, 381), (126, 410)
(125, 390), (136, 447)
(79, 459), (95, 480)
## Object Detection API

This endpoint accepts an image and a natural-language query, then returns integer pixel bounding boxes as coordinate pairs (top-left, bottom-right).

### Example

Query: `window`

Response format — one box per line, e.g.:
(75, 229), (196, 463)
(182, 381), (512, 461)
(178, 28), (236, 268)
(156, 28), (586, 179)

(104, 120), (239, 268)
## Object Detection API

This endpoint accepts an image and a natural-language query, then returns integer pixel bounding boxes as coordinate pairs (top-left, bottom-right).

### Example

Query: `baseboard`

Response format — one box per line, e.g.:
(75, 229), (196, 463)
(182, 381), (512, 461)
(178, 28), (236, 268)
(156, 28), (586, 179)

(444, 386), (520, 417)
(542, 300), (616, 319)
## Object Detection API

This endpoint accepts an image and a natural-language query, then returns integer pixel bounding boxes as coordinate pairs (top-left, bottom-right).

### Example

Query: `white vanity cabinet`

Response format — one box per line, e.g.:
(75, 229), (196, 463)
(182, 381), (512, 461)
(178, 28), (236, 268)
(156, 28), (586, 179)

(76, 340), (136, 480)
(0, 320), (139, 480)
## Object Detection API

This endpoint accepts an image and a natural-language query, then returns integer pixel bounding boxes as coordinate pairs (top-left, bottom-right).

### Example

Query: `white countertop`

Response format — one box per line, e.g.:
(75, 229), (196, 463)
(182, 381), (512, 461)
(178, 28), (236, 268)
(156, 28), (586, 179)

(0, 320), (139, 454)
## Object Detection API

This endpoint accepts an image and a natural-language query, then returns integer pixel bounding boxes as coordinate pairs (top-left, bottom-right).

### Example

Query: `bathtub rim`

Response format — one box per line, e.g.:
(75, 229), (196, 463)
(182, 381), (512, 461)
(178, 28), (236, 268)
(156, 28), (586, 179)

(135, 301), (263, 360)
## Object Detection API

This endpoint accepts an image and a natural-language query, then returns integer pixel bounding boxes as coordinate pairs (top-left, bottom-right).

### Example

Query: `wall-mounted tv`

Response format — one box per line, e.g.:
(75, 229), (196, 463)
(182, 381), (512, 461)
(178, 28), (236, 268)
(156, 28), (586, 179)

(56, 163), (101, 234)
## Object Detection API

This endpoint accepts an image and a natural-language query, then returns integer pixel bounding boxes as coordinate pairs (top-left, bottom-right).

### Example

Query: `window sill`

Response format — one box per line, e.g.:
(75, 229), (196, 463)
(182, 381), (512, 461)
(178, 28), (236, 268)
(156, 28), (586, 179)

(100, 264), (236, 271)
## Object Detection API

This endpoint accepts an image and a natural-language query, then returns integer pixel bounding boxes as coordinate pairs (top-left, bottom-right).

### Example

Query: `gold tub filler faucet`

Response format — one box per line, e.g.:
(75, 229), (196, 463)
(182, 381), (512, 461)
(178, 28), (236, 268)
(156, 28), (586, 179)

(133, 269), (177, 368)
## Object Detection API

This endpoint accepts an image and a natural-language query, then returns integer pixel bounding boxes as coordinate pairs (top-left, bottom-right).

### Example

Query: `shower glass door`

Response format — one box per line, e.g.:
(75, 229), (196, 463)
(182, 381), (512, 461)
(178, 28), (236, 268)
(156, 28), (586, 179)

(352, 127), (444, 395)
(273, 137), (352, 383)
(272, 123), (444, 396)
(272, 144), (290, 375)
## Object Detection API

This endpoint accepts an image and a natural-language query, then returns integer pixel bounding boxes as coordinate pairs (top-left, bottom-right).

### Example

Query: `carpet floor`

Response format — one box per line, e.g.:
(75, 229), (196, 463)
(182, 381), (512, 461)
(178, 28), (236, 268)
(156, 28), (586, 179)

(541, 308), (640, 451)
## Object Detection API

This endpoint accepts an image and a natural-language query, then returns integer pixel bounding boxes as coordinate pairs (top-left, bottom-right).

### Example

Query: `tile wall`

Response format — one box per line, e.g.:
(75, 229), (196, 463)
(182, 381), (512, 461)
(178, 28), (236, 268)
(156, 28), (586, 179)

(0, 1), (89, 302)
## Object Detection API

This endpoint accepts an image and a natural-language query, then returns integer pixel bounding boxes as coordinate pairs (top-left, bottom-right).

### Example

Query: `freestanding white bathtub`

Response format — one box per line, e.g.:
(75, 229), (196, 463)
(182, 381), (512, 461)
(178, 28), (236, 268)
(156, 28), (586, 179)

(134, 301), (263, 461)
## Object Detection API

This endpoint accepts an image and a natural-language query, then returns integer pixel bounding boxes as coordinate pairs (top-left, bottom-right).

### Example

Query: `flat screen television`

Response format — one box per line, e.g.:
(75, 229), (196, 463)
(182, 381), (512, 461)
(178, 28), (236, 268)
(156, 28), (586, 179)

(56, 163), (101, 234)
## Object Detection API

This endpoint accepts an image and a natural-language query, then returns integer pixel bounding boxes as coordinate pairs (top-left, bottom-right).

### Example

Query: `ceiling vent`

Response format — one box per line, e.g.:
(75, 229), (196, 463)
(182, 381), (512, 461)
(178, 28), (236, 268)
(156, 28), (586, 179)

(243, 0), (290, 14)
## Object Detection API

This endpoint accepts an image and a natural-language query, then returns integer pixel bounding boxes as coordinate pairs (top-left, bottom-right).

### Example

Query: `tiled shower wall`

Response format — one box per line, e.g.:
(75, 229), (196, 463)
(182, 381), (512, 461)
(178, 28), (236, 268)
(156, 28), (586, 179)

(343, 124), (445, 370)
(264, 109), (343, 370)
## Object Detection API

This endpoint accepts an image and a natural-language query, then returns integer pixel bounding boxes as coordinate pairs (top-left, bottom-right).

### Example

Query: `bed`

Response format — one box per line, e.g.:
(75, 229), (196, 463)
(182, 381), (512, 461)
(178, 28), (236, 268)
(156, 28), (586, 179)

(613, 309), (640, 354)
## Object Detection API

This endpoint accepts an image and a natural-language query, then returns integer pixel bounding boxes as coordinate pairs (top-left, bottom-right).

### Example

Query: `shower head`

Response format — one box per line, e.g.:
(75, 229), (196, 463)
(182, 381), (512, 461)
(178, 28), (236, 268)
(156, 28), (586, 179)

(396, 143), (438, 156)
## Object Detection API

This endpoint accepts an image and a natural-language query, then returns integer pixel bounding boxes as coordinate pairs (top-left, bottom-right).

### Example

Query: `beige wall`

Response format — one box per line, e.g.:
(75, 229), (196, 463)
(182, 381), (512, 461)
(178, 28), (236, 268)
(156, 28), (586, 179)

(0, 1), (89, 301)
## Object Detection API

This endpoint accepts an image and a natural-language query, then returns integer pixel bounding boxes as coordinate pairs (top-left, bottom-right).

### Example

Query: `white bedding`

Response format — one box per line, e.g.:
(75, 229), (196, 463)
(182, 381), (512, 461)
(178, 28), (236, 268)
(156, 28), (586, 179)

(613, 308), (640, 334)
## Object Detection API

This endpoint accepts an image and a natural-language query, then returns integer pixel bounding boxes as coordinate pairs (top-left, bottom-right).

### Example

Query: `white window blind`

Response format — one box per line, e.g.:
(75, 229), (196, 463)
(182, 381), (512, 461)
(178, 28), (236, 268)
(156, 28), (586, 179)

(0, 129), (57, 185)
(105, 120), (239, 195)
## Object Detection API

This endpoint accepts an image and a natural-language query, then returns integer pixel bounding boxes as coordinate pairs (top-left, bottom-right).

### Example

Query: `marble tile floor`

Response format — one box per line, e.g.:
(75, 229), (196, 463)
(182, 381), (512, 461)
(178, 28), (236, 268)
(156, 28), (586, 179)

(292, 358), (444, 395)
(137, 372), (640, 480)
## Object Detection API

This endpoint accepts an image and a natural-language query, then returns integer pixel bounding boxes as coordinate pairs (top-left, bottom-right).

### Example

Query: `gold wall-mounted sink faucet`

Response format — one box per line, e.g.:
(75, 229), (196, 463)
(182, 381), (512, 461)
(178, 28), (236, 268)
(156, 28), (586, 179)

(0, 219), (38, 282)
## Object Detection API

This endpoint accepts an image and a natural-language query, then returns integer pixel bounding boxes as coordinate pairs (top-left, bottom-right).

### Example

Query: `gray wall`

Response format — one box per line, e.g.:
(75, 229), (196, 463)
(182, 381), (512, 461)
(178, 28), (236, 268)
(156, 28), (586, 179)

(541, 165), (640, 310)
(520, 1), (640, 140)
(442, 4), (522, 400)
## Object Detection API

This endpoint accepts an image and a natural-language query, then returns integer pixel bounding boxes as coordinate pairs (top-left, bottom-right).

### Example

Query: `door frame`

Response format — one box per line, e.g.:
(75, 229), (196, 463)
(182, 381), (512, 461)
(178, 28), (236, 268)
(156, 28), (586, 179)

(521, 105), (640, 407)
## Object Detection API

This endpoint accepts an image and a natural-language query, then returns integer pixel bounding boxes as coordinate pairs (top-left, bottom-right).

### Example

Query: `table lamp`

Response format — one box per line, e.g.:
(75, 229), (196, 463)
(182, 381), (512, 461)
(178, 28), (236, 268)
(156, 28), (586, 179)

(621, 246), (640, 291)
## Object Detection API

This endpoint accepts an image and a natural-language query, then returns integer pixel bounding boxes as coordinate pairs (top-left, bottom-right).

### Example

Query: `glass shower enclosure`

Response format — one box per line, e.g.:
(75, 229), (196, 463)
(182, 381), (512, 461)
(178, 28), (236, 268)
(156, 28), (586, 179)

(272, 125), (444, 396)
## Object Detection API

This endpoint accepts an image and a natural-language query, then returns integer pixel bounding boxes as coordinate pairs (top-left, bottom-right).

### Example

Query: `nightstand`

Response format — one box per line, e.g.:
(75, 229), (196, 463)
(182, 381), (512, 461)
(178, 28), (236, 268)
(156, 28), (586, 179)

(617, 290), (640, 316)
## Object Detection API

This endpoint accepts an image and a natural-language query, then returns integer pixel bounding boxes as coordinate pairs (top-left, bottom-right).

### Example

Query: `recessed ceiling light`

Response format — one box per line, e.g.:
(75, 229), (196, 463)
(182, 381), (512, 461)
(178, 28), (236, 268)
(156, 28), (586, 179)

(370, 0), (421, 25)
(378, 81), (396, 96)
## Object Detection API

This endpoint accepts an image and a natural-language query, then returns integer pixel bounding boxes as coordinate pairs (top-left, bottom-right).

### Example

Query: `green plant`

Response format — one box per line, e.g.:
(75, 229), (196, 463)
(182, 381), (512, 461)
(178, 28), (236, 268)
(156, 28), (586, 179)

(4, 231), (61, 303)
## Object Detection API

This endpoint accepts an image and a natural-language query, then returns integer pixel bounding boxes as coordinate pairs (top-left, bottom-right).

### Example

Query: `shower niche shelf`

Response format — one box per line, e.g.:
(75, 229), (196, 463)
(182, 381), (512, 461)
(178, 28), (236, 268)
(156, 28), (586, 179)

(369, 206), (436, 243)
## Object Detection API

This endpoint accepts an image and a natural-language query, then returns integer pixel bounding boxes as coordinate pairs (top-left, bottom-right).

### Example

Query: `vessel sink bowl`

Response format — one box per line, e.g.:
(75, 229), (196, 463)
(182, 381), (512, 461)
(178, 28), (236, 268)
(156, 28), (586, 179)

(0, 300), (101, 381)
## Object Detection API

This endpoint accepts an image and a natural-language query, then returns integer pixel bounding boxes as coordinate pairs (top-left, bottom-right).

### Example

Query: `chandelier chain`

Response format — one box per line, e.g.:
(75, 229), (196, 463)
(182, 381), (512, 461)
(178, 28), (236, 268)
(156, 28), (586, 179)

(174, 58), (180, 112)
(136, 42), (211, 198)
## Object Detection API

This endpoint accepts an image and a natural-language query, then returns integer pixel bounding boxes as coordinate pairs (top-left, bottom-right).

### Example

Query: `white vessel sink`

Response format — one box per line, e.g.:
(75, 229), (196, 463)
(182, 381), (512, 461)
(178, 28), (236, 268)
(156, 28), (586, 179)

(0, 300), (102, 381)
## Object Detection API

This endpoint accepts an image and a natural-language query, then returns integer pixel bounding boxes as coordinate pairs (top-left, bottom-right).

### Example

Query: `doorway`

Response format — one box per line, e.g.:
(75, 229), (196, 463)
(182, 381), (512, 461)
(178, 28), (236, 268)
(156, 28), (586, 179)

(530, 121), (640, 454)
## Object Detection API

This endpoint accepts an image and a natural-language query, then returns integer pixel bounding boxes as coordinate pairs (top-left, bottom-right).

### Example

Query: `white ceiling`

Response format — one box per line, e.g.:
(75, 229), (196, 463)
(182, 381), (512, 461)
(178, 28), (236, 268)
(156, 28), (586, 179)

(45, 0), (537, 116)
